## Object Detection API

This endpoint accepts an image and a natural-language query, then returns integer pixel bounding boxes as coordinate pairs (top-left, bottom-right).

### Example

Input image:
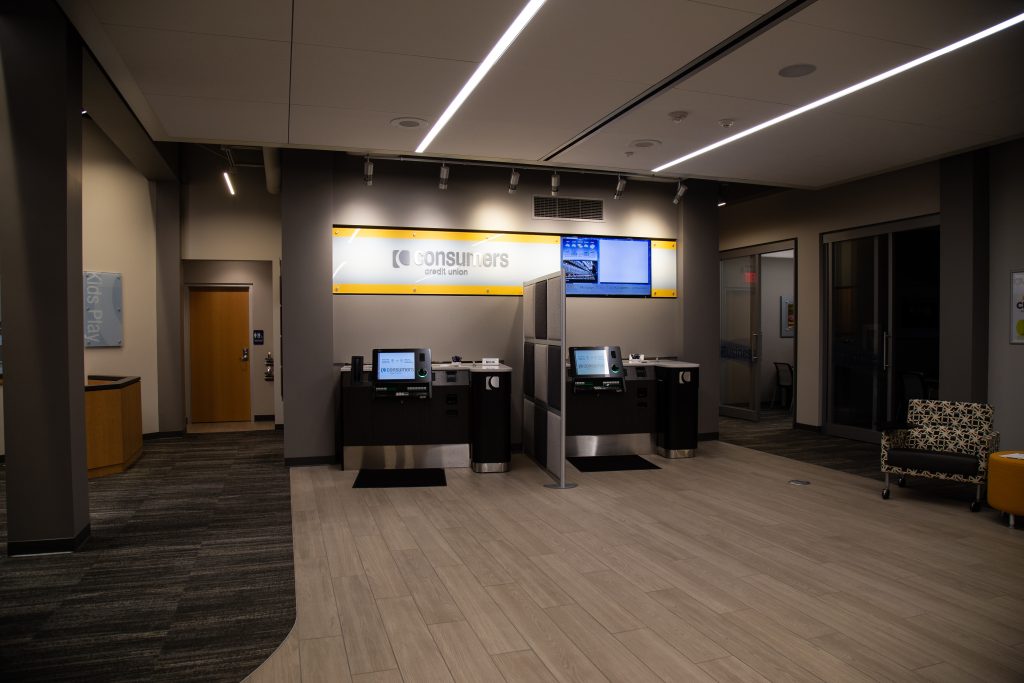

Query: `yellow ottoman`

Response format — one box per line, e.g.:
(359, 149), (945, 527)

(988, 451), (1024, 528)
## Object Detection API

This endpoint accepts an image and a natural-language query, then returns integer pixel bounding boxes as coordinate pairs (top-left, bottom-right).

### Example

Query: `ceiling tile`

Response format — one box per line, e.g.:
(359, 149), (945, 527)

(290, 44), (475, 116)
(105, 25), (290, 103)
(292, 0), (523, 61)
(92, 0), (292, 41)
(289, 104), (430, 152)
(148, 94), (288, 144)
(791, 0), (1024, 49)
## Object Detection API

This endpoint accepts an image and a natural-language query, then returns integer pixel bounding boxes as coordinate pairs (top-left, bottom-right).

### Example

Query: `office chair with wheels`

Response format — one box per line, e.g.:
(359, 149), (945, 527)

(771, 362), (794, 411)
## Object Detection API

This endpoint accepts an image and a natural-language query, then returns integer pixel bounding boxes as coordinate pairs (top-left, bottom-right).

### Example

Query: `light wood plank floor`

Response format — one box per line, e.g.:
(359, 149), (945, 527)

(249, 441), (1024, 682)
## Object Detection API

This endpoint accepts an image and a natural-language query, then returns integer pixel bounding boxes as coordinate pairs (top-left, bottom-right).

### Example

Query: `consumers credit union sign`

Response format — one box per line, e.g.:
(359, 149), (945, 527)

(331, 226), (678, 296)
(332, 227), (560, 295)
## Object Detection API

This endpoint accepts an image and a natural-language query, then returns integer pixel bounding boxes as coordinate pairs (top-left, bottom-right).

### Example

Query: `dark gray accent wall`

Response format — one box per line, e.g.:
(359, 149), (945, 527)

(281, 150), (335, 460)
(0, 2), (90, 550)
(154, 180), (184, 432)
(987, 139), (1024, 445)
(679, 181), (721, 435)
(939, 152), (989, 402)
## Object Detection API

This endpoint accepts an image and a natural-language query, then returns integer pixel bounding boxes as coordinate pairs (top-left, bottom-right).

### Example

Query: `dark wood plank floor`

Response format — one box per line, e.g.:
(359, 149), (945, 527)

(0, 431), (294, 682)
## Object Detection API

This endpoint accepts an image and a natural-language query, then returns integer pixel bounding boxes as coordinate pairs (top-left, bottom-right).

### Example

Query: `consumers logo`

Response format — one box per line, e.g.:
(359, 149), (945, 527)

(392, 249), (411, 268)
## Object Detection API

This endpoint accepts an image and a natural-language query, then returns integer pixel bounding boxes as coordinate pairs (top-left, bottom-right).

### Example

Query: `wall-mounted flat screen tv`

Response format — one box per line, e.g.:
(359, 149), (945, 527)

(561, 236), (651, 296)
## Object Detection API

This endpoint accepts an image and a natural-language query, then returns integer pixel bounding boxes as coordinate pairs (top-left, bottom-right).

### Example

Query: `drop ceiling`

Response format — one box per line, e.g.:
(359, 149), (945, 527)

(61, 0), (1024, 189)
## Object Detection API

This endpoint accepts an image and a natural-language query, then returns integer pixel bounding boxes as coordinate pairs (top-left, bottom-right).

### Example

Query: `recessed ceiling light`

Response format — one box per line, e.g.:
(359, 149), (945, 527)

(717, 118), (735, 128)
(630, 139), (662, 149)
(778, 63), (816, 78)
(416, 0), (547, 153)
(668, 110), (688, 123)
(653, 10), (1024, 174)
(390, 117), (427, 128)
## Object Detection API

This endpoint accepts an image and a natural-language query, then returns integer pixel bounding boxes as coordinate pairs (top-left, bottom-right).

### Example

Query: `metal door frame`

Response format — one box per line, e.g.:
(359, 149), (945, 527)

(822, 214), (938, 442)
(719, 239), (796, 421)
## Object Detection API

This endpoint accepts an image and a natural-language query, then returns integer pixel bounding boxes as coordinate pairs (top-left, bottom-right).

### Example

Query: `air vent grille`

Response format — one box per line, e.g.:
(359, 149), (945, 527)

(533, 196), (604, 221)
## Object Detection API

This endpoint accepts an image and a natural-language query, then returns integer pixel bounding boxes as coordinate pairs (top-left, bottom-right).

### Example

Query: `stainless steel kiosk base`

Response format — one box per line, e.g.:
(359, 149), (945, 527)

(657, 446), (696, 459)
(343, 444), (470, 470)
(471, 461), (509, 473)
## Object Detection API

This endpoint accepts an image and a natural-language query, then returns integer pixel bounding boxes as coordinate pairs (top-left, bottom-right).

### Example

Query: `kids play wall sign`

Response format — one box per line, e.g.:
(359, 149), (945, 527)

(83, 271), (123, 347)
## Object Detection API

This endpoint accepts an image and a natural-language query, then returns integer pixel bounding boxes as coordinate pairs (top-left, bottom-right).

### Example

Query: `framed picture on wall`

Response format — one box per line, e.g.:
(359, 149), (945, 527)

(780, 296), (795, 338)
(1012, 271), (1024, 344)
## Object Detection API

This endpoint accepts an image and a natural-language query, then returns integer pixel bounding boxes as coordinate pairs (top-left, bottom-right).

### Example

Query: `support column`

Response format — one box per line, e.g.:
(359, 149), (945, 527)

(678, 181), (721, 438)
(0, 1), (90, 554)
(154, 179), (184, 433)
(281, 149), (335, 464)
(939, 151), (989, 402)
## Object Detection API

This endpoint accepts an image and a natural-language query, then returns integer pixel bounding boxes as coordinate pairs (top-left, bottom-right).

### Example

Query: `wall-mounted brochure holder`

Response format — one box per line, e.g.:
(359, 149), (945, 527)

(522, 271), (575, 489)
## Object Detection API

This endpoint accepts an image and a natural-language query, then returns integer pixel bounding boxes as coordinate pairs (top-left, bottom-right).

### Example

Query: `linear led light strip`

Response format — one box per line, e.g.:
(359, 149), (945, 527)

(652, 11), (1024, 173)
(416, 0), (547, 153)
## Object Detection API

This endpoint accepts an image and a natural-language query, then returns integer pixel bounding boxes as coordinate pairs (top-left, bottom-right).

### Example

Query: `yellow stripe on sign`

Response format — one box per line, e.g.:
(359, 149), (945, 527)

(651, 240), (677, 250)
(333, 227), (559, 244)
(333, 283), (524, 296)
(651, 289), (677, 298)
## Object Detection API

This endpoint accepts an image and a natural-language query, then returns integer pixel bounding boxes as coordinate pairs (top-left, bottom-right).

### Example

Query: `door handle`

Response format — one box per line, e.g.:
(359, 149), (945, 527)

(242, 347), (249, 362)
(751, 333), (759, 363)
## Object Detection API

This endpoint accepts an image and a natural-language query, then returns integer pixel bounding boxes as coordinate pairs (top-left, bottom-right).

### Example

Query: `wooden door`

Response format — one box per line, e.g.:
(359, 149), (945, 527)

(189, 287), (251, 422)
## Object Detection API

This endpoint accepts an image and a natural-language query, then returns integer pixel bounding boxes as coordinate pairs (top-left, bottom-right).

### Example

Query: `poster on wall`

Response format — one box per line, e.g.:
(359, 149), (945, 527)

(1012, 271), (1024, 344)
(332, 226), (678, 297)
(83, 271), (123, 347)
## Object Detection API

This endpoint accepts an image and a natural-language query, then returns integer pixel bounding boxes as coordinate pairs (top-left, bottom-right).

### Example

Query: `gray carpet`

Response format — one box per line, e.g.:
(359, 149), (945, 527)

(0, 430), (294, 682)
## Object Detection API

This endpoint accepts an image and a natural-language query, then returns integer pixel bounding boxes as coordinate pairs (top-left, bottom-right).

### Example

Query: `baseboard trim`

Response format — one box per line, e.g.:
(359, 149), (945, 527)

(254, 414), (274, 422)
(698, 432), (719, 441)
(794, 422), (822, 432)
(285, 456), (335, 467)
(8, 523), (91, 557)
(144, 430), (185, 440)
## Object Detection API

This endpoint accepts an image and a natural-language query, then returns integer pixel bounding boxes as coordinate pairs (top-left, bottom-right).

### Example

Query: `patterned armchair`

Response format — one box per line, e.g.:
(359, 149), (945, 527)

(881, 399), (1000, 511)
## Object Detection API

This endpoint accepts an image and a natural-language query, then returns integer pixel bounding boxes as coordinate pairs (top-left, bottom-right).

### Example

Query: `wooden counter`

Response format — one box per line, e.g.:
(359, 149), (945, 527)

(85, 375), (142, 478)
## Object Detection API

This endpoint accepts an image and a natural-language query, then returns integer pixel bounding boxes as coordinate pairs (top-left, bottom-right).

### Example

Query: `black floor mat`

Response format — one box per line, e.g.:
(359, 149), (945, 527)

(568, 455), (661, 472)
(353, 468), (447, 488)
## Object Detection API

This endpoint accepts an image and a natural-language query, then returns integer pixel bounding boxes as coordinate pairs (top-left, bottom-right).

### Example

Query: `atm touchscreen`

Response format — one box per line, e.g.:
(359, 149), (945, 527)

(371, 348), (432, 397)
(375, 351), (416, 381)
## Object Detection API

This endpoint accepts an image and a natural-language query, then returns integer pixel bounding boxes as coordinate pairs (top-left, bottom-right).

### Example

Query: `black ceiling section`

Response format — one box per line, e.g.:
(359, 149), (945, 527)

(542, 0), (819, 162)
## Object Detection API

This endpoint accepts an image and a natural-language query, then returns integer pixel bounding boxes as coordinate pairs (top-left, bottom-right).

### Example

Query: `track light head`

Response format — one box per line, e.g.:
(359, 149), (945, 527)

(613, 176), (626, 200)
(550, 172), (560, 196)
(222, 170), (236, 196)
(672, 181), (688, 204)
(508, 169), (520, 193)
(439, 163), (450, 190)
(363, 157), (374, 186)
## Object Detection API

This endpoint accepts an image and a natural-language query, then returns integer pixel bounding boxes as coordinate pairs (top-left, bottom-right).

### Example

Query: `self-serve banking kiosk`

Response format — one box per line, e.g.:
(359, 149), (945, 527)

(565, 345), (699, 459)
(338, 348), (512, 472)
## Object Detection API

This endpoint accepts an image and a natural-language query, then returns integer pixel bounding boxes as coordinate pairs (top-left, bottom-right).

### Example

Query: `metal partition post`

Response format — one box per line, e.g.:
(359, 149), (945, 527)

(545, 269), (576, 490)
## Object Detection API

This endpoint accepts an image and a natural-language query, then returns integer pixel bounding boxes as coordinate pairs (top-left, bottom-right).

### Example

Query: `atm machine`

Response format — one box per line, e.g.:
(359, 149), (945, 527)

(337, 348), (512, 472)
(562, 345), (699, 459)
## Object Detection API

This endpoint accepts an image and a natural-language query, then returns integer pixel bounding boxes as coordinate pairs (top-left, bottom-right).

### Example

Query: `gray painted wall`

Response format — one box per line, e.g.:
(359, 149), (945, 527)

(988, 139), (1024, 446)
(331, 156), (687, 442)
(183, 260), (275, 419)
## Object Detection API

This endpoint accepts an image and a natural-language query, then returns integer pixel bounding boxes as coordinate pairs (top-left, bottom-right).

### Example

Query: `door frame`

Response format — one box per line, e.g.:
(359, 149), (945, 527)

(821, 214), (939, 442)
(184, 283), (254, 424)
(719, 238), (797, 422)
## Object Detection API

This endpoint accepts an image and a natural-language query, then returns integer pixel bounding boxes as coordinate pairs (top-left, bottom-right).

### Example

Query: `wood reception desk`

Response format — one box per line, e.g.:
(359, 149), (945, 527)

(85, 376), (143, 478)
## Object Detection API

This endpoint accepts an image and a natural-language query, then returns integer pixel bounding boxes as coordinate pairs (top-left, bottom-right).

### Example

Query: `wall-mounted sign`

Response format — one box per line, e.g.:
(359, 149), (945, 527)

(83, 271), (123, 347)
(1012, 271), (1024, 344)
(332, 227), (677, 297)
(253, 329), (265, 346)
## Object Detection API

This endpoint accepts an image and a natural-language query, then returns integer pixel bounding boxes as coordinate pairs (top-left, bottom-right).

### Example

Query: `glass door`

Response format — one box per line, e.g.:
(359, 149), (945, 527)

(825, 221), (939, 441)
(720, 254), (760, 420)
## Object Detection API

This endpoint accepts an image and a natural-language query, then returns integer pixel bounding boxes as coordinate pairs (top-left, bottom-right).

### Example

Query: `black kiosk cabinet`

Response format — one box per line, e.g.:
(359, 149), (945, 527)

(338, 348), (512, 472)
(564, 345), (699, 459)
